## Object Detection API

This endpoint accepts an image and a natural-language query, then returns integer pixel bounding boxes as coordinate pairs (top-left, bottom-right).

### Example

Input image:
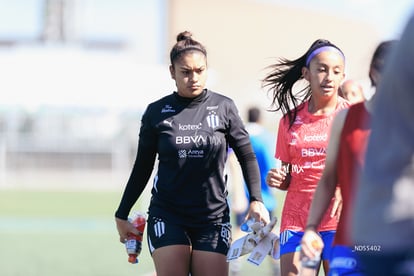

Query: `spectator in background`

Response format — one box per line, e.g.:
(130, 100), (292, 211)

(352, 12), (414, 276)
(244, 107), (278, 222)
(338, 79), (365, 104)
(229, 106), (279, 276)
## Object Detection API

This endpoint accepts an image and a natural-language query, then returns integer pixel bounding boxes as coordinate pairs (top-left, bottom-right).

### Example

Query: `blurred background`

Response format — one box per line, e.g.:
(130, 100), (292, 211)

(0, 0), (413, 275)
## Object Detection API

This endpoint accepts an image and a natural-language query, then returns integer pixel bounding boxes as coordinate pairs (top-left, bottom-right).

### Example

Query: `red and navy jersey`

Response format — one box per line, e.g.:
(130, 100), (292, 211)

(116, 89), (260, 226)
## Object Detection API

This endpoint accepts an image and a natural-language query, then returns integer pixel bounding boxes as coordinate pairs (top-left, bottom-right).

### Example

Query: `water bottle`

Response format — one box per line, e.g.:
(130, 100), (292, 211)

(240, 218), (255, 232)
(240, 218), (264, 232)
(125, 211), (147, 264)
(301, 250), (321, 269)
(300, 240), (322, 275)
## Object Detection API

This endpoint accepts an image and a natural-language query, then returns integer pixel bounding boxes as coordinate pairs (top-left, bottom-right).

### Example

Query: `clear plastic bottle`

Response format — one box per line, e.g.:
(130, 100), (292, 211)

(301, 250), (321, 269)
(240, 218), (265, 232)
(240, 218), (255, 232)
(125, 211), (147, 264)
(300, 240), (322, 275)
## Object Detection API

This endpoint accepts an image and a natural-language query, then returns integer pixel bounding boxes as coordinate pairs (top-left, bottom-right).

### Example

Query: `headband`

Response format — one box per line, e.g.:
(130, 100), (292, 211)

(305, 46), (345, 67)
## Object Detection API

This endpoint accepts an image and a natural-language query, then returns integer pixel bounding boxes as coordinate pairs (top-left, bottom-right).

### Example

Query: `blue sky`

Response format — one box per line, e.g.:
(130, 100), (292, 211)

(0, 0), (412, 109)
(0, 0), (413, 41)
(0, 0), (166, 63)
(262, 0), (414, 39)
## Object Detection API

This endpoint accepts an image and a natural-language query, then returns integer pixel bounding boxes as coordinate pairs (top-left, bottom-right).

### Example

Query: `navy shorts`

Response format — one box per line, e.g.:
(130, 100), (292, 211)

(280, 230), (335, 260)
(146, 215), (232, 256)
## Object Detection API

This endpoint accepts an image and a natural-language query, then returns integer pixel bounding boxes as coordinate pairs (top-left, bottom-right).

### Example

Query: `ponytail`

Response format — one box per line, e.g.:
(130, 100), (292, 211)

(262, 39), (344, 128)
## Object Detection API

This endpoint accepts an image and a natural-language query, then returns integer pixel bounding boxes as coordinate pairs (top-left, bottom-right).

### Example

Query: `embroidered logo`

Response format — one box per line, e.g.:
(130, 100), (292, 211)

(178, 149), (204, 158)
(178, 149), (187, 158)
(291, 132), (299, 145)
(161, 104), (175, 113)
(293, 116), (303, 125)
(163, 119), (173, 127)
(153, 217), (166, 238)
(220, 223), (232, 247)
(206, 111), (219, 129)
(206, 105), (219, 110)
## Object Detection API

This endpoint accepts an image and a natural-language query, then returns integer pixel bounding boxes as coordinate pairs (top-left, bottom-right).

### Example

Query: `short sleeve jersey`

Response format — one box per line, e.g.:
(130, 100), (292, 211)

(276, 98), (350, 232)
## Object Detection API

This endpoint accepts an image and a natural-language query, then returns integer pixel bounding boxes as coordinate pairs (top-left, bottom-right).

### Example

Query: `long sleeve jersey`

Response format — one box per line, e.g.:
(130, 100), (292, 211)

(115, 89), (262, 226)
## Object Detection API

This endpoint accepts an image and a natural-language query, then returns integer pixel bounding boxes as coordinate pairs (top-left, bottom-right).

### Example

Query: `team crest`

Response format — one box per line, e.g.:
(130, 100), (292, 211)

(206, 111), (219, 129)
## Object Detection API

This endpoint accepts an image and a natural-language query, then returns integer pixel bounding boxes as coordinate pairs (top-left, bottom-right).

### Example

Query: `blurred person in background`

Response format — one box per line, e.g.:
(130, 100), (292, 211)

(352, 12), (414, 276)
(114, 31), (269, 276)
(263, 39), (350, 276)
(300, 40), (397, 276)
(338, 79), (365, 104)
(229, 106), (280, 276)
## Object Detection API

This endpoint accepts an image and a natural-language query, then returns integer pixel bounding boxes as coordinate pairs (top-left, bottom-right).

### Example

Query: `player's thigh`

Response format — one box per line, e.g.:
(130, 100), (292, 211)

(152, 245), (191, 276)
(191, 250), (228, 276)
(280, 251), (302, 276)
(147, 218), (192, 276)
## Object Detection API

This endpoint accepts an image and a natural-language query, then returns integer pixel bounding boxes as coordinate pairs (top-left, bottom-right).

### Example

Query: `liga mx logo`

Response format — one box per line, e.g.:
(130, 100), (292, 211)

(206, 111), (219, 129)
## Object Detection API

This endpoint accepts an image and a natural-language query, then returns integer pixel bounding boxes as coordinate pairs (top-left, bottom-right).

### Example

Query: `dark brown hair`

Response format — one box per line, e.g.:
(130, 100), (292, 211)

(262, 39), (344, 128)
(369, 40), (398, 87)
(248, 107), (261, 123)
(169, 31), (207, 66)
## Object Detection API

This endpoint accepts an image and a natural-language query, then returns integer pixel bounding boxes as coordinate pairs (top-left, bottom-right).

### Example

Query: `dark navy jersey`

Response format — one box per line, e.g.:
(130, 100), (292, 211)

(116, 89), (262, 226)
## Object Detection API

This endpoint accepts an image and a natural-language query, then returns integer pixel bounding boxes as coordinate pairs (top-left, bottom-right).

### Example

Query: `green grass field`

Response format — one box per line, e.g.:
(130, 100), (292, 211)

(0, 189), (284, 276)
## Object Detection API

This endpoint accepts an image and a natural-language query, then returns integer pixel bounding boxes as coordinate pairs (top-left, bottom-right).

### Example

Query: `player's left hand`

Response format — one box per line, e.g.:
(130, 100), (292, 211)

(245, 200), (270, 225)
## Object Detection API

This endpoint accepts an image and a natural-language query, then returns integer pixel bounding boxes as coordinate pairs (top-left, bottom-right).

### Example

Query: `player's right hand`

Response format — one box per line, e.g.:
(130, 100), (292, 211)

(300, 230), (324, 259)
(266, 166), (289, 190)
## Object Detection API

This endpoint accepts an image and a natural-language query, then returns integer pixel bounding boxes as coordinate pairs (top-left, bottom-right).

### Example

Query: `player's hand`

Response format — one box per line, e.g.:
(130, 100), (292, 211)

(245, 200), (270, 225)
(266, 166), (289, 190)
(300, 229), (324, 259)
(115, 217), (141, 243)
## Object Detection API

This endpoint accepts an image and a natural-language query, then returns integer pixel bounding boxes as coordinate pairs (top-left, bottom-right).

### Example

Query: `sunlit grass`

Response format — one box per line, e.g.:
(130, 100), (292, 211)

(0, 189), (284, 276)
